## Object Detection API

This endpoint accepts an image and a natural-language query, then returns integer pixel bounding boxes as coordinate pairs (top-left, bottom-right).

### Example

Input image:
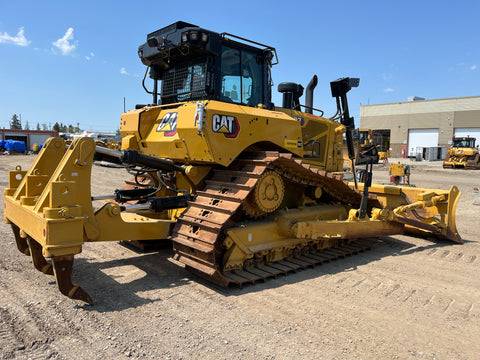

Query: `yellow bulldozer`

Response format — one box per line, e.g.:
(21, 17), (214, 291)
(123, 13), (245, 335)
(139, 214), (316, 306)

(388, 163), (411, 185)
(352, 129), (379, 165)
(4, 22), (461, 303)
(352, 129), (390, 165)
(443, 136), (480, 169)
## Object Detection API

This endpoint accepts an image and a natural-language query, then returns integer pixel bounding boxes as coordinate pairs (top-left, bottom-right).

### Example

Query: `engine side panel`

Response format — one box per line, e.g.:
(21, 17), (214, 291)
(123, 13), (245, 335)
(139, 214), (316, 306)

(120, 101), (305, 167)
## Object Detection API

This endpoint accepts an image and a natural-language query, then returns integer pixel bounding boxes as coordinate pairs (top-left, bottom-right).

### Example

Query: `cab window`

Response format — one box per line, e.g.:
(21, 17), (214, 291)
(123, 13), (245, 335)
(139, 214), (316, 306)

(220, 46), (262, 106)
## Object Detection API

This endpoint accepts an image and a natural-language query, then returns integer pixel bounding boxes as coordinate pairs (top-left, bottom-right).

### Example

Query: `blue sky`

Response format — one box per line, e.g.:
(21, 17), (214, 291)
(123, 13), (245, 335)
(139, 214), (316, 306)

(0, 1), (478, 132)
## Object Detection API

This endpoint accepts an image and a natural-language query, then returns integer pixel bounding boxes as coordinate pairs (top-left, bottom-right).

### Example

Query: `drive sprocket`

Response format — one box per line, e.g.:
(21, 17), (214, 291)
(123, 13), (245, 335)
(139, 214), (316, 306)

(243, 170), (285, 217)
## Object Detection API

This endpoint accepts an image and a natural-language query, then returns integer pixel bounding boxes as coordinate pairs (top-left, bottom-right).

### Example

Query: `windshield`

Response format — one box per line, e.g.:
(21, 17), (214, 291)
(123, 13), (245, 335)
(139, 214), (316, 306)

(358, 131), (370, 145)
(453, 138), (476, 148)
(220, 45), (263, 106)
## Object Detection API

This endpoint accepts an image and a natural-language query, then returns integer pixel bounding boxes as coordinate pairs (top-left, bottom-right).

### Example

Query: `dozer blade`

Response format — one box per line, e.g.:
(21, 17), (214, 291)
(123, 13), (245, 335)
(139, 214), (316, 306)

(354, 183), (462, 243)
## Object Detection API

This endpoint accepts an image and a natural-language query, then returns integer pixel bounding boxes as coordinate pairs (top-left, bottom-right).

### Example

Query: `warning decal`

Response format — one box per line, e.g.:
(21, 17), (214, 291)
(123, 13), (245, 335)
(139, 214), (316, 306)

(285, 139), (302, 148)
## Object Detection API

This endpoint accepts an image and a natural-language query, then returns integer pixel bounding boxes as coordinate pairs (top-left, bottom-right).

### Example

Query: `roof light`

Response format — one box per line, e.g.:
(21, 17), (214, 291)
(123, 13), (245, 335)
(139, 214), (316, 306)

(201, 32), (209, 42)
(181, 32), (188, 43)
(147, 37), (159, 47)
(190, 31), (199, 40)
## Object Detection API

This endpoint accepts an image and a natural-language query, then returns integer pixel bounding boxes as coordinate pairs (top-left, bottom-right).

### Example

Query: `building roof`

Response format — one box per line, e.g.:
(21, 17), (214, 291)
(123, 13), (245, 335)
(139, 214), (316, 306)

(361, 95), (480, 116)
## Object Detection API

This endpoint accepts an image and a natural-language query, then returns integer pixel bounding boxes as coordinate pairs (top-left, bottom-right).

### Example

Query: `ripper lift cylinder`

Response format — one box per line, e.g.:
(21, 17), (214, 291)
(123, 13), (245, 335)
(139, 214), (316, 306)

(95, 146), (185, 173)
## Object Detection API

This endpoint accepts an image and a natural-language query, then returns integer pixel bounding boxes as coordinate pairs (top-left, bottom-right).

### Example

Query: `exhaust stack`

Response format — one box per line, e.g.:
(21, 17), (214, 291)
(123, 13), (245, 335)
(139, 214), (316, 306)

(305, 75), (318, 114)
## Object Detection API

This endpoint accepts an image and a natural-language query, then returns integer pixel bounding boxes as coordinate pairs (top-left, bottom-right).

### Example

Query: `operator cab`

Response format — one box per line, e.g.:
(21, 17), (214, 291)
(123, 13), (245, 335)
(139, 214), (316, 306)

(452, 137), (476, 148)
(138, 21), (277, 108)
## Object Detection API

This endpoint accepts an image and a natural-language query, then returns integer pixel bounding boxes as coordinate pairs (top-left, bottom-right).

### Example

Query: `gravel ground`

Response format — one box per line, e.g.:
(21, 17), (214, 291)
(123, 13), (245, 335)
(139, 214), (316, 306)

(0, 155), (478, 359)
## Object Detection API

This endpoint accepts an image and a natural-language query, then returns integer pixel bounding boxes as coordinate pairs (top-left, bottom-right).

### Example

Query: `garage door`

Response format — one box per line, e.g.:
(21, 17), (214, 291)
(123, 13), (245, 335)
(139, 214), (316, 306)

(454, 128), (480, 145)
(30, 134), (52, 147)
(407, 129), (439, 157)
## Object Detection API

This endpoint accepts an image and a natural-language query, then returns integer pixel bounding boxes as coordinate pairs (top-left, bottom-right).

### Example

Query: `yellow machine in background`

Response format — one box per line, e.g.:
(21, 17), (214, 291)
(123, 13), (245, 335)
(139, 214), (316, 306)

(443, 137), (480, 169)
(353, 129), (390, 164)
(352, 129), (379, 164)
(379, 149), (390, 161)
(31, 143), (41, 154)
(389, 163), (410, 185)
(4, 22), (462, 303)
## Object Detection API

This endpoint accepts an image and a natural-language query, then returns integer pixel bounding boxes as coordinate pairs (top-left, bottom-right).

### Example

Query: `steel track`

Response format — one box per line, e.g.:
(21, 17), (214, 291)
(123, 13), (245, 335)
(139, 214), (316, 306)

(171, 151), (381, 286)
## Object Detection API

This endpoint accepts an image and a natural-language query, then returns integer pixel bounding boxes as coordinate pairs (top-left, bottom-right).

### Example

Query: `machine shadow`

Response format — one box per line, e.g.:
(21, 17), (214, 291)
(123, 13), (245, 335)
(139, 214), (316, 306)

(75, 235), (467, 311)
(74, 246), (192, 312)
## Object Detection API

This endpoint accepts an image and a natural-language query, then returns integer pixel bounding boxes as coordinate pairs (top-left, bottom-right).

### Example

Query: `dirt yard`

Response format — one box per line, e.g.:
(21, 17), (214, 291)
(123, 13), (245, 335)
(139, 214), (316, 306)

(0, 155), (478, 359)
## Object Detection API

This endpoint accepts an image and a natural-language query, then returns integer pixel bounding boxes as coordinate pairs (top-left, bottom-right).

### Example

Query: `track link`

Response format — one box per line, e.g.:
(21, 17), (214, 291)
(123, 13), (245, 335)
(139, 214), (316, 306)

(171, 151), (380, 286)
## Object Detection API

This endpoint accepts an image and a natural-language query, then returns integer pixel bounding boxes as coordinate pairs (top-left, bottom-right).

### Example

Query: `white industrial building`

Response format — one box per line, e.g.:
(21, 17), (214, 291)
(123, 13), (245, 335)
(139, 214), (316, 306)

(360, 95), (480, 158)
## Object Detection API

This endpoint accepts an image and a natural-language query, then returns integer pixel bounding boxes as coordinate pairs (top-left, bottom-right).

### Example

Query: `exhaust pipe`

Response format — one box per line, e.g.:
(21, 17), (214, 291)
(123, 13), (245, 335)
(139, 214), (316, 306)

(305, 75), (318, 114)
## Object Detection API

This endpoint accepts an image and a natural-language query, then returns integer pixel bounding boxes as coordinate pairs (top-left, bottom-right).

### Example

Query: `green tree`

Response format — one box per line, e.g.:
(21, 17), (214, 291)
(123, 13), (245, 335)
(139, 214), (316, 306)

(25, 120), (30, 130)
(53, 122), (60, 132)
(68, 124), (74, 133)
(36, 122), (40, 130)
(10, 114), (22, 129)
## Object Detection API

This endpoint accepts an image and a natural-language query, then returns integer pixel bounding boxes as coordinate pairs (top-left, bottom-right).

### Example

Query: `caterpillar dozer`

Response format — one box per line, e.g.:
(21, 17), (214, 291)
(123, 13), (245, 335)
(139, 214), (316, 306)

(352, 129), (380, 165)
(443, 136), (480, 169)
(4, 22), (462, 303)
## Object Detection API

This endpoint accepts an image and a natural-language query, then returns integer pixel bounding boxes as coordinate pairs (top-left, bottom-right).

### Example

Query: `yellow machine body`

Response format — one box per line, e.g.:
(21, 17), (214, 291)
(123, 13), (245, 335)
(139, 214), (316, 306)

(3, 106), (461, 302)
(388, 162), (410, 185)
(378, 150), (390, 160)
(443, 137), (480, 169)
(120, 101), (344, 172)
(443, 147), (480, 169)
(3, 22), (463, 303)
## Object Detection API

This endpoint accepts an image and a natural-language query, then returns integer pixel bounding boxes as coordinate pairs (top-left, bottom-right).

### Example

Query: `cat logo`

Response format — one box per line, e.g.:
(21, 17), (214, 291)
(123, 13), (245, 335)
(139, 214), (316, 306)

(212, 114), (240, 138)
(294, 116), (305, 126)
(156, 112), (178, 136)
